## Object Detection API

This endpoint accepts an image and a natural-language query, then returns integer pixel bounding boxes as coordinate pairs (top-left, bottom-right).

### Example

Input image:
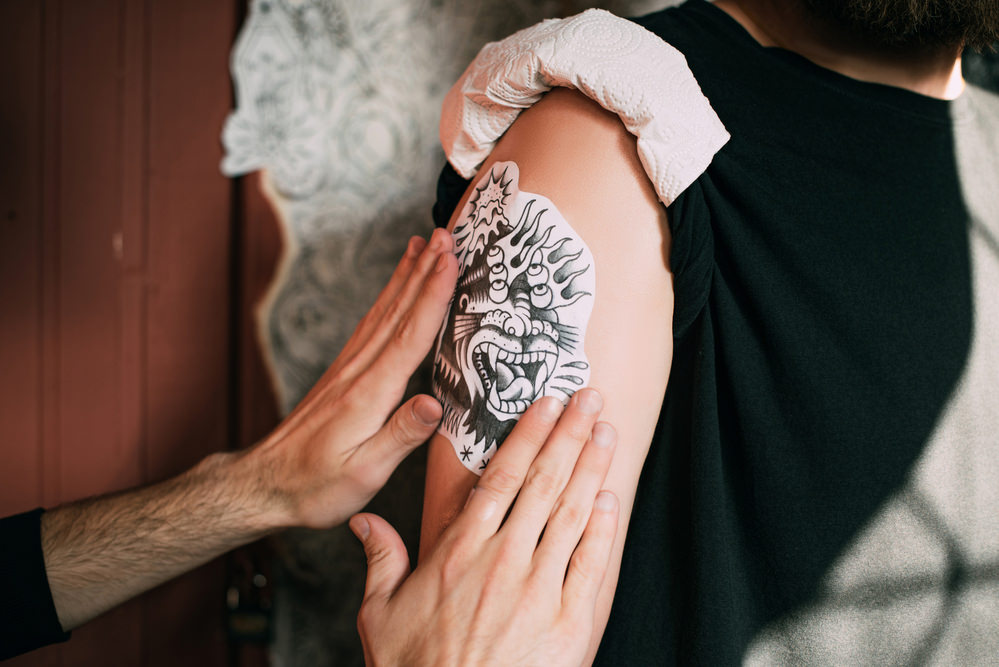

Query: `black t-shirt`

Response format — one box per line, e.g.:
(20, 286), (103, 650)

(0, 509), (70, 660)
(601, 2), (999, 664)
(435, 2), (999, 663)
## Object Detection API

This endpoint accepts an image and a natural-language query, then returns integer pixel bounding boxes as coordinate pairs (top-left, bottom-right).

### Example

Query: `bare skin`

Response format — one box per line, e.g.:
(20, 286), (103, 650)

(354, 393), (620, 667)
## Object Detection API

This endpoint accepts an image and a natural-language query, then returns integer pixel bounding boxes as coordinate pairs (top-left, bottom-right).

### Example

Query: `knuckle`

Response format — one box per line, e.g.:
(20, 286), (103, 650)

(387, 408), (413, 445)
(337, 384), (367, 414)
(382, 298), (407, 327)
(551, 498), (586, 533)
(568, 545), (603, 584)
(479, 463), (522, 496)
(520, 426), (551, 454)
(392, 311), (418, 347)
(524, 466), (562, 500)
(333, 355), (365, 386)
(355, 308), (378, 333)
(566, 420), (594, 443)
(567, 552), (596, 584)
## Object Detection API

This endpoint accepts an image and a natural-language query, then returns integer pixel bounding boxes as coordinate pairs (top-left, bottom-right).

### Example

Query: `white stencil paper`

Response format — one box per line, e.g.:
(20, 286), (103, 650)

(433, 161), (596, 473)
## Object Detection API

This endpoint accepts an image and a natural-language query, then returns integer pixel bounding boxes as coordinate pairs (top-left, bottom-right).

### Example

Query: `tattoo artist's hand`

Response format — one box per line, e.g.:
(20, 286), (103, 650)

(351, 390), (619, 667)
(247, 228), (458, 530)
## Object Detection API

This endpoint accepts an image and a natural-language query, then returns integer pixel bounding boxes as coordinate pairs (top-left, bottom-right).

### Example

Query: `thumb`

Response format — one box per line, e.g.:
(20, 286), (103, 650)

(359, 394), (442, 474)
(350, 513), (412, 606)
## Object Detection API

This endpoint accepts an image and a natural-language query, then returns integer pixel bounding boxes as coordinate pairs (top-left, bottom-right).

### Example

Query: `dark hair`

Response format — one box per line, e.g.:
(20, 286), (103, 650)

(804, 0), (999, 51)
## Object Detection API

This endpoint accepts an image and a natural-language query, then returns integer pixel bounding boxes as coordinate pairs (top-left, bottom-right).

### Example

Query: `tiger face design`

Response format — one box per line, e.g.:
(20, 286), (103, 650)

(433, 162), (595, 473)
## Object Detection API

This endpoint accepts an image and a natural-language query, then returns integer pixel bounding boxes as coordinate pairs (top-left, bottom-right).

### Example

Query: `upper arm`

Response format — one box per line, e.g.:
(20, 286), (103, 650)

(420, 86), (675, 654)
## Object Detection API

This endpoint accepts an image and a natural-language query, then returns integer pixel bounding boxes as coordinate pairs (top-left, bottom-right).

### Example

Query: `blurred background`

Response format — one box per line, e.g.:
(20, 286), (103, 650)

(0, 1), (995, 665)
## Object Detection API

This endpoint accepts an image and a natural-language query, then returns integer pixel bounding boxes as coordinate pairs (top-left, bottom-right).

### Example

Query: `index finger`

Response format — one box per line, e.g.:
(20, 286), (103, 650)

(439, 397), (564, 545)
(349, 249), (459, 418)
(339, 228), (455, 385)
(443, 390), (603, 547)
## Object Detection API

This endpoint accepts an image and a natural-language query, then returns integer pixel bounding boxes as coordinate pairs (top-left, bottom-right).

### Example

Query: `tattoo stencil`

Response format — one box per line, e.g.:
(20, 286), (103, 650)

(432, 161), (596, 474)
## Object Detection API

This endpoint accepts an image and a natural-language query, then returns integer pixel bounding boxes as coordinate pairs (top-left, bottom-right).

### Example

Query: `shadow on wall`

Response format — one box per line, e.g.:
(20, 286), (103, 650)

(965, 46), (999, 94)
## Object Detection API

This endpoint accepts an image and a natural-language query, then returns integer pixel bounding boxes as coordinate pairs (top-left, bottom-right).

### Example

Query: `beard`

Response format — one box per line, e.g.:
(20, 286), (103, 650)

(801, 0), (999, 51)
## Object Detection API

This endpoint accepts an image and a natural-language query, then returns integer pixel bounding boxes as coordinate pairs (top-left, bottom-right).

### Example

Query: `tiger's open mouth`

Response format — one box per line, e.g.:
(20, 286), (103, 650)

(473, 338), (557, 417)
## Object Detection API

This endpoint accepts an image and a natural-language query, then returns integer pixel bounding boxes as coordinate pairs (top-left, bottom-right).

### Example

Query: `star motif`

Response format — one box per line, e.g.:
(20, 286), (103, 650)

(474, 181), (506, 225)
(462, 167), (512, 261)
(460, 446), (472, 462)
(479, 458), (490, 471)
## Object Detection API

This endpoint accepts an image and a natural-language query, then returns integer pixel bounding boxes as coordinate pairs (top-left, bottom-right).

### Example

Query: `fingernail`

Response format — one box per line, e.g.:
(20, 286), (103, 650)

(413, 398), (442, 426)
(435, 253), (450, 273)
(430, 228), (446, 250)
(592, 422), (616, 449)
(575, 388), (602, 415)
(350, 516), (370, 541)
(536, 397), (563, 423)
(594, 491), (617, 512)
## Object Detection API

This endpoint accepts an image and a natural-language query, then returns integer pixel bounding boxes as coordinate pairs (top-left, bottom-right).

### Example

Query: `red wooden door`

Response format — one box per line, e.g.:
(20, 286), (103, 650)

(0, 1), (278, 664)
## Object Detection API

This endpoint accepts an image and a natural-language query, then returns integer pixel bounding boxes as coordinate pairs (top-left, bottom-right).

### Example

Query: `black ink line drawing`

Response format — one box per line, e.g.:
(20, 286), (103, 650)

(433, 163), (595, 469)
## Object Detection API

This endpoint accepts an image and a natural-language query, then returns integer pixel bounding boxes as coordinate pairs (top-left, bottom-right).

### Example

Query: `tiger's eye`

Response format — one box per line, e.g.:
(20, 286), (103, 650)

(530, 284), (552, 308)
(526, 263), (549, 286)
(489, 280), (509, 304)
(486, 246), (504, 267)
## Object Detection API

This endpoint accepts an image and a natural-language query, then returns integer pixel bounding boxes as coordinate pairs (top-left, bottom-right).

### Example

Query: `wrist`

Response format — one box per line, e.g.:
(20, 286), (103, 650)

(194, 448), (296, 535)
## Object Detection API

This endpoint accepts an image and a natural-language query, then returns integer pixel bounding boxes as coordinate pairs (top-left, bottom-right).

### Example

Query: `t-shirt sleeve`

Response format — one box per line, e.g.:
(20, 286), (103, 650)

(0, 508), (71, 660)
(435, 8), (727, 333)
(439, 8), (728, 208)
(665, 180), (715, 337)
(432, 161), (471, 230)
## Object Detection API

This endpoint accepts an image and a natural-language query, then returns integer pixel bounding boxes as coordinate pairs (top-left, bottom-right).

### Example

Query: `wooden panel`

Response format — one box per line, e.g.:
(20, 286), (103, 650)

(57, 0), (142, 502)
(39, 0), (63, 517)
(1, 0), (242, 664)
(143, 0), (235, 480)
(44, 1), (143, 662)
(0, 0), (44, 513)
(141, 1), (238, 664)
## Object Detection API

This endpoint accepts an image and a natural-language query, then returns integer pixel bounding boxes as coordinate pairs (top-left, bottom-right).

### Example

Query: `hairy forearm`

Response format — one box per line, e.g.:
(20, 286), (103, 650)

(33, 231), (457, 636)
(41, 450), (281, 631)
